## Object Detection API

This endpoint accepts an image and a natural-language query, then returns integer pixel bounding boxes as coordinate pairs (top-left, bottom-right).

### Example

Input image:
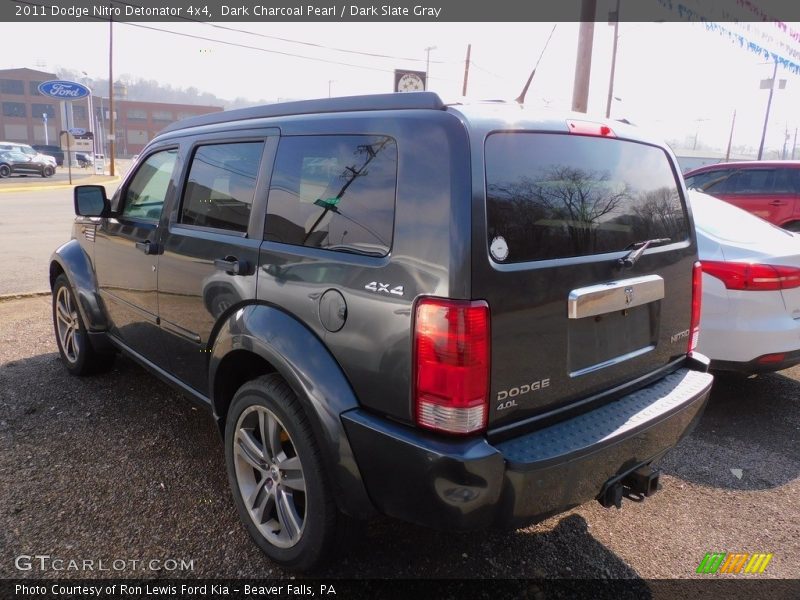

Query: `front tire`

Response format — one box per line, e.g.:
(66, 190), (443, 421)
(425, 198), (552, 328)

(0, 164), (10, 178)
(224, 374), (343, 571)
(52, 274), (115, 375)
(42, 165), (55, 177)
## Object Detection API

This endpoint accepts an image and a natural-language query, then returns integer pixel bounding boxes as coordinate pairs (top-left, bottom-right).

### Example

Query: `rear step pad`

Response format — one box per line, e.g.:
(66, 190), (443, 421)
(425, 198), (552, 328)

(496, 368), (713, 467)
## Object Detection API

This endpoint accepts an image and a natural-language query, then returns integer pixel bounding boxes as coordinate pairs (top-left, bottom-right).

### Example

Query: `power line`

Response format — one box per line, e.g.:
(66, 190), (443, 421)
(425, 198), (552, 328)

(14, 0), (442, 74)
(110, 0), (447, 64)
(468, 61), (510, 81)
(120, 21), (399, 74)
(119, 21), (461, 83)
(205, 24), (446, 64)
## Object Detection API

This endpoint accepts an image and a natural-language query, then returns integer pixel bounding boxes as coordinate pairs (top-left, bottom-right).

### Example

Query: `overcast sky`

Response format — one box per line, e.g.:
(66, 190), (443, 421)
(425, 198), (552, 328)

(2, 18), (799, 156)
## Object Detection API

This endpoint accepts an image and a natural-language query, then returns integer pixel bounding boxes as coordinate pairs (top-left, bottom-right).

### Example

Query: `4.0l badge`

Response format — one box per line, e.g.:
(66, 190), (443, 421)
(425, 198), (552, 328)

(496, 377), (551, 411)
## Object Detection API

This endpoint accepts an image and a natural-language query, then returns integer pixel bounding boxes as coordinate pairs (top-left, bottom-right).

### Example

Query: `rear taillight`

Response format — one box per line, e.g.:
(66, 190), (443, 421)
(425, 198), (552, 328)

(757, 352), (786, 365)
(701, 261), (800, 291)
(413, 298), (490, 435)
(689, 261), (702, 353)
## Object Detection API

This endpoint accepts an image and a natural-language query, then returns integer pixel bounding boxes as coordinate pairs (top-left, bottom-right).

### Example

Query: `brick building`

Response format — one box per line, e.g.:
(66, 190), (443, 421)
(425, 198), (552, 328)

(0, 68), (222, 156)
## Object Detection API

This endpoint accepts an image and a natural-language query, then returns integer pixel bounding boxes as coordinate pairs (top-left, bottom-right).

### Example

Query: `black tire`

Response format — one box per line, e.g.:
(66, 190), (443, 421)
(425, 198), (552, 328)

(224, 374), (347, 571)
(0, 164), (10, 178)
(43, 165), (55, 177)
(52, 274), (115, 376)
(783, 221), (800, 233)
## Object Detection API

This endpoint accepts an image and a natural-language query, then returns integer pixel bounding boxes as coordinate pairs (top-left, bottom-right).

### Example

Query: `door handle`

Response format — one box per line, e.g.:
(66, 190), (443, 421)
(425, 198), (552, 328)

(769, 200), (787, 206)
(214, 257), (250, 275)
(135, 240), (159, 255)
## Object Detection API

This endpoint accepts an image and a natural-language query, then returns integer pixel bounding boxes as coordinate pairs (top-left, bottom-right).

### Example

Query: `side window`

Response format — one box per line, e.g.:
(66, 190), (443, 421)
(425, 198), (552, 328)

(691, 169), (732, 192)
(180, 142), (264, 233)
(265, 135), (397, 256)
(122, 149), (178, 221)
(725, 169), (775, 194)
(773, 168), (800, 194)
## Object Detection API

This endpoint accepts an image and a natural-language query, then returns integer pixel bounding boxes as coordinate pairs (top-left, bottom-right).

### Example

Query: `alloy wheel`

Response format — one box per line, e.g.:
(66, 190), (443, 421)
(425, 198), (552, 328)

(55, 285), (81, 363)
(233, 405), (307, 549)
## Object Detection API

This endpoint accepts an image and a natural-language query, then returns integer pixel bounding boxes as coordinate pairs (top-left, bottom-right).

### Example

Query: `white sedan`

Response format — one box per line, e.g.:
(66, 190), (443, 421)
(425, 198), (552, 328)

(691, 191), (800, 373)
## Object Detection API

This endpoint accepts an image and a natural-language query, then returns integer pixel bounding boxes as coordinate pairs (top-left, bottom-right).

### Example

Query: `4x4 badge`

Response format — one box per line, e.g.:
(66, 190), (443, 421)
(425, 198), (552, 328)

(364, 282), (404, 296)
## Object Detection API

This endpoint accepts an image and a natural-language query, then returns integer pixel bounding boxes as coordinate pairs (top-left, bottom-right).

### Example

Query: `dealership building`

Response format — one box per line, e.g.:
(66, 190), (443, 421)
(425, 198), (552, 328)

(0, 68), (222, 156)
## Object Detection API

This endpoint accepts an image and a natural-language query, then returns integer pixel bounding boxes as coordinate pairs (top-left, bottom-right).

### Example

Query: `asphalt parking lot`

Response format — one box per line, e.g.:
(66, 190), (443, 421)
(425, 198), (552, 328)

(1, 295), (798, 584)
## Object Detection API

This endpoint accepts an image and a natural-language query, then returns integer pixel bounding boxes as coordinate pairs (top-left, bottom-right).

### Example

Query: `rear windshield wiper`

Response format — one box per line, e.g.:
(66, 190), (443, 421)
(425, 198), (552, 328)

(617, 238), (671, 269)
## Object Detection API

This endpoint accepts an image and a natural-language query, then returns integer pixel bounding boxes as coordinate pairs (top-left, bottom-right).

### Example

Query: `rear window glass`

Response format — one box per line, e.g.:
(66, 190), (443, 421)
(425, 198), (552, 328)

(485, 133), (689, 263)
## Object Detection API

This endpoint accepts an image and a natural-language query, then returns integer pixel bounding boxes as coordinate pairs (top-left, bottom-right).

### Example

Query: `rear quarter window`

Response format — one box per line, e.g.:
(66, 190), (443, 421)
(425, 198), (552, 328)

(264, 135), (397, 257)
(485, 132), (689, 263)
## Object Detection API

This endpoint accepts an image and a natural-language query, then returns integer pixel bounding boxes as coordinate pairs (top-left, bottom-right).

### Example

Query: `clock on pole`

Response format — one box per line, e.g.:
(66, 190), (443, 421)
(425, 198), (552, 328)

(394, 70), (427, 93)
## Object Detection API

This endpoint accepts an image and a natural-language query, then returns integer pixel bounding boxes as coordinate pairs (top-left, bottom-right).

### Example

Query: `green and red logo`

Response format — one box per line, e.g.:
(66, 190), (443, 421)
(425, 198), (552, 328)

(696, 552), (773, 574)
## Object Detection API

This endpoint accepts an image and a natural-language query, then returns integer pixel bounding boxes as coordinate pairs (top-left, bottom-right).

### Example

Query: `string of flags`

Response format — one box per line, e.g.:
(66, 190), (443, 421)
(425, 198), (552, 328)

(655, 0), (800, 75)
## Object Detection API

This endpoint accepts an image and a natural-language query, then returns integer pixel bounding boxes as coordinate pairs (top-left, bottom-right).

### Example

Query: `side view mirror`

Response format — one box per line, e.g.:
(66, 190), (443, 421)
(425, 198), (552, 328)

(74, 185), (109, 217)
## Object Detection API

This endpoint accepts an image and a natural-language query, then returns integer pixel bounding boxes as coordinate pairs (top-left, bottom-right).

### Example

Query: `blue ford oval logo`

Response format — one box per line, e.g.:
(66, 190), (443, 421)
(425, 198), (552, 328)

(38, 80), (91, 100)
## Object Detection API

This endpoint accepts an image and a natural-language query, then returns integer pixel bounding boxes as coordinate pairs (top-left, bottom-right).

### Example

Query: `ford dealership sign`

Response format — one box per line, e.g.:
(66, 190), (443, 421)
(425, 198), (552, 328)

(38, 80), (91, 100)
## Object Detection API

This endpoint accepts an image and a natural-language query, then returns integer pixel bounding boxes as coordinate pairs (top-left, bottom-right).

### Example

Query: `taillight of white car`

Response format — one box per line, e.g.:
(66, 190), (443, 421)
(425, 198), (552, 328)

(701, 261), (800, 291)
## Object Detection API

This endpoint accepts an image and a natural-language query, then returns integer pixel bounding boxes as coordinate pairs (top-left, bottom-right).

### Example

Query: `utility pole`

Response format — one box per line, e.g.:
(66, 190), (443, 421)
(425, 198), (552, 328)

(108, 14), (115, 176)
(725, 109), (736, 161)
(82, 72), (95, 155)
(757, 58), (778, 161)
(693, 118), (708, 151)
(605, 0), (621, 118)
(781, 123), (789, 159)
(792, 127), (798, 160)
(572, 0), (597, 113)
(328, 80), (334, 98)
(462, 44), (471, 96)
(424, 46), (436, 91)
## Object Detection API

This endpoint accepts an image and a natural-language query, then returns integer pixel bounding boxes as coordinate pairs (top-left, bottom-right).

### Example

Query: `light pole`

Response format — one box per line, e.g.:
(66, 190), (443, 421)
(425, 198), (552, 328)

(693, 118), (709, 151)
(424, 46), (437, 90)
(108, 15), (115, 176)
(757, 58), (786, 160)
(81, 71), (95, 155)
(725, 109), (736, 161)
(605, 0), (621, 118)
(328, 80), (335, 98)
(572, 0), (597, 113)
(42, 113), (48, 144)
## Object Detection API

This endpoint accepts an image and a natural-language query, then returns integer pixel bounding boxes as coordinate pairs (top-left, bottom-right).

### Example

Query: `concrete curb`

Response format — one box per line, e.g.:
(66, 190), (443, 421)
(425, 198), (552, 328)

(0, 175), (121, 194)
(0, 290), (51, 302)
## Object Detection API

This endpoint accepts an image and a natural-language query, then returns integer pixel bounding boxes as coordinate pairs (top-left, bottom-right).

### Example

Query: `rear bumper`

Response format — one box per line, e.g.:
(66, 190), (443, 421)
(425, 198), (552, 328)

(711, 349), (800, 374)
(342, 367), (713, 530)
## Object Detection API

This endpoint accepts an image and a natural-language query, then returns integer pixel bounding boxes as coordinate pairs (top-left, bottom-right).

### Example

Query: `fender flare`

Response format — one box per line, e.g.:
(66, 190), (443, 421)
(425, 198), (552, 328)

(209, 303), (376, 518)
(49, 239), (108, 332)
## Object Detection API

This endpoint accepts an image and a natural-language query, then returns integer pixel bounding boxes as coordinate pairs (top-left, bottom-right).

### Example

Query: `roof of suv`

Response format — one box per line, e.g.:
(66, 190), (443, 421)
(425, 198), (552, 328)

(157, 91), (653, 146)
(159, 92), (446, 134)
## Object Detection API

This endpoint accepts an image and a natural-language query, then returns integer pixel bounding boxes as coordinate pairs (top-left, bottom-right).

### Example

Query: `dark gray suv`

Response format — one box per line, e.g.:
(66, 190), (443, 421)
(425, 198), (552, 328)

(50, 92), (713, 571)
